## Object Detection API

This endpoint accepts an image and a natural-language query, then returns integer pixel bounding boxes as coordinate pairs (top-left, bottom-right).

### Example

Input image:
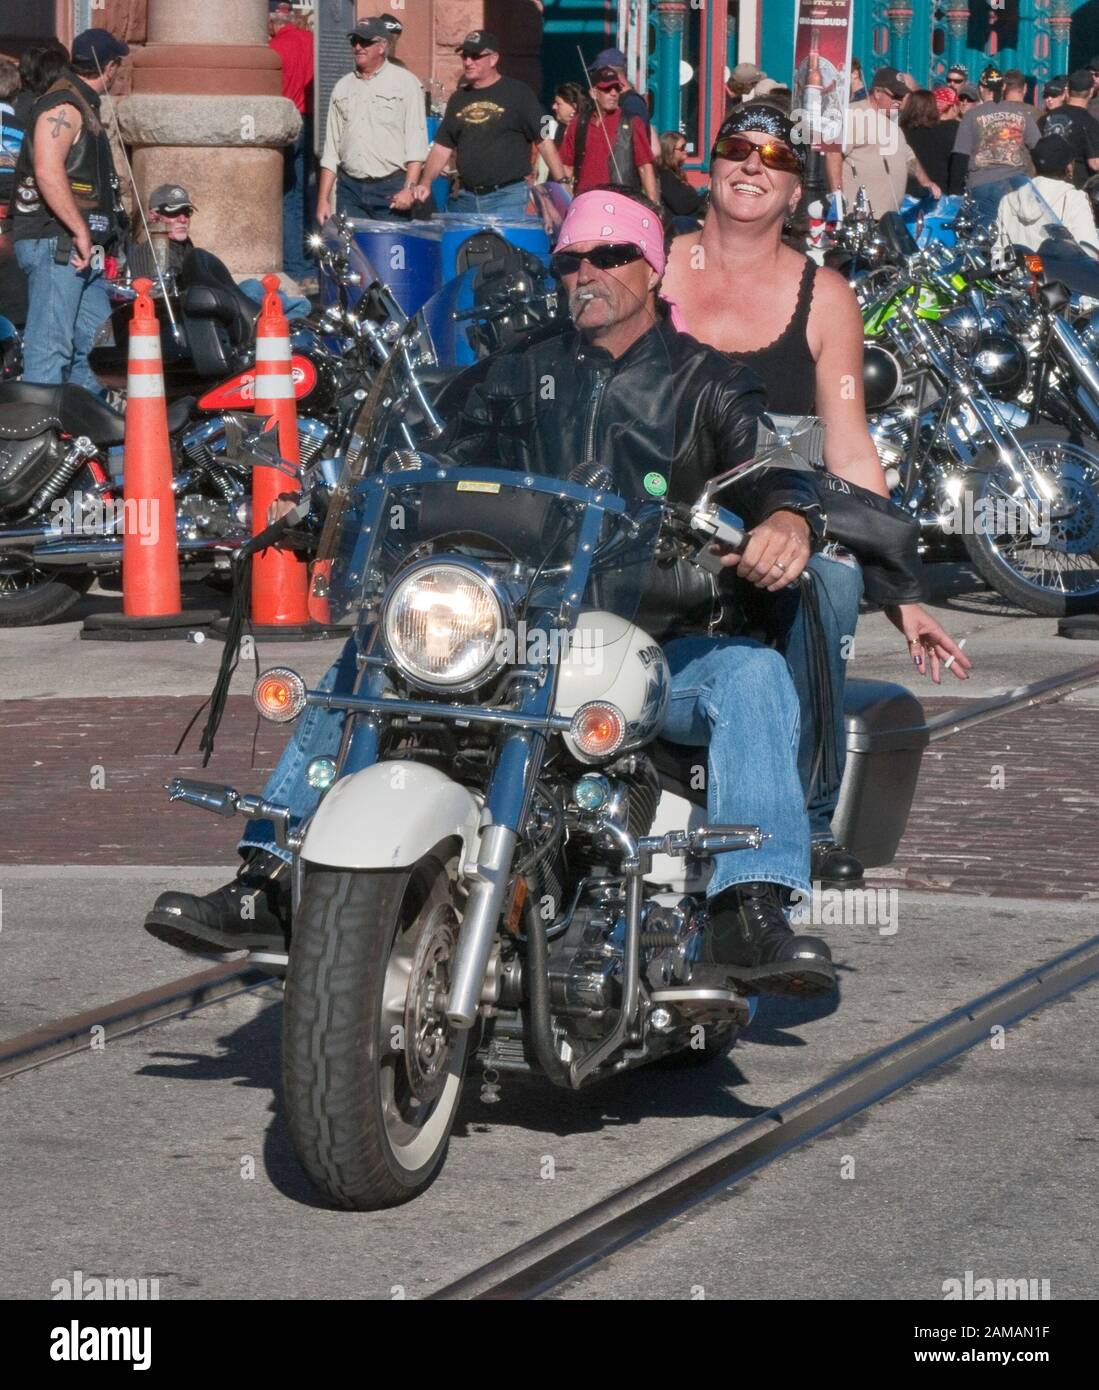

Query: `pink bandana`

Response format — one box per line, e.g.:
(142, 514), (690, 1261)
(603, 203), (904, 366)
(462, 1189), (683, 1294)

(556, 189), (666, 276)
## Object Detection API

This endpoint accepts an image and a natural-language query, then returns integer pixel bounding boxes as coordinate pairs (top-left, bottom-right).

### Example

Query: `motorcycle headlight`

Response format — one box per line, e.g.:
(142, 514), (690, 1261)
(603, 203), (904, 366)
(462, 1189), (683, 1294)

(382, 561), (507, 691)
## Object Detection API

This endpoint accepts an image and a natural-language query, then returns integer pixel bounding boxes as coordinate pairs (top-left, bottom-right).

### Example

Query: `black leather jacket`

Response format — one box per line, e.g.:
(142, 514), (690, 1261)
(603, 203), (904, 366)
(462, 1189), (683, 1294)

(436, 314), (825, 639)
(438, 314), (824, 520)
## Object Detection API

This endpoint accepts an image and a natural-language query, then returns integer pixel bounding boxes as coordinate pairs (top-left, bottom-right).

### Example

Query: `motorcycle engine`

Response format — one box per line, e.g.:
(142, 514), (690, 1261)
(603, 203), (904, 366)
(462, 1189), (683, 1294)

(972, 329), (1028, 400)
(867, 411), (910, 493)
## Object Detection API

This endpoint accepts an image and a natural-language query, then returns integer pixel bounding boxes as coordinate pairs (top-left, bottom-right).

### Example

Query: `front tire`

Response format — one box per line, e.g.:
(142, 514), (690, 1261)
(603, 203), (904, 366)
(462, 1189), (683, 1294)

(961, 427), (1099, 616)
(282, 855), (470, 1210)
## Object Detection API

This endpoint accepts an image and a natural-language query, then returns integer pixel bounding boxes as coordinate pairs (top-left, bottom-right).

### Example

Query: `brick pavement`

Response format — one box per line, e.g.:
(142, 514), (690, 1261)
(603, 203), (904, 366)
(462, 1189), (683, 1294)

(1, 695), (1097, 899)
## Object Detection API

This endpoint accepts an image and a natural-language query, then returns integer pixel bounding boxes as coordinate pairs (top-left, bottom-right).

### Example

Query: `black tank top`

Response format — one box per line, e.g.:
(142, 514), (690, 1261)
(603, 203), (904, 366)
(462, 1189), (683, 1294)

(728, 256), (817, 415)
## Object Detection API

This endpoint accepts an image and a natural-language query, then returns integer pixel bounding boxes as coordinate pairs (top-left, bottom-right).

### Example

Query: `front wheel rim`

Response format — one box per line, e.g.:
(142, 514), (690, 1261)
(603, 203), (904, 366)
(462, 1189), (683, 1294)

(979, 442), (1099, 597)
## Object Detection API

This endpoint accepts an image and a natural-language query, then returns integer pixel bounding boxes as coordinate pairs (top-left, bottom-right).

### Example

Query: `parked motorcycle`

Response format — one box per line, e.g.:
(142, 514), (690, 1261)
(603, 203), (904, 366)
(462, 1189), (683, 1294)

(843, 186), (1099, 615)
(0, 231), (398, 625)
(159, 311), (926, 1209)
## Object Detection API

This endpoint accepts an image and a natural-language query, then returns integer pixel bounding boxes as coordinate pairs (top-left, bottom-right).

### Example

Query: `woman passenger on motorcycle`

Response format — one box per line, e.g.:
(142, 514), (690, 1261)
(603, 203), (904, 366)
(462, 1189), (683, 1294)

(662, 103), (972, 885)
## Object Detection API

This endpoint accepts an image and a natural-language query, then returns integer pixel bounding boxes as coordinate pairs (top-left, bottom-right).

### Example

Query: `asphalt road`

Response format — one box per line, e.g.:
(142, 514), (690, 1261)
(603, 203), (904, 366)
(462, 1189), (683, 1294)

(1, 565), (1097, 1301)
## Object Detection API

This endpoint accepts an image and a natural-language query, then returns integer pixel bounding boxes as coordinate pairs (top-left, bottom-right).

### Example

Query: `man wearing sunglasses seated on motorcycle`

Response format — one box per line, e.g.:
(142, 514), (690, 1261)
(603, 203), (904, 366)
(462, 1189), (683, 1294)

(145, 186), (838, 998)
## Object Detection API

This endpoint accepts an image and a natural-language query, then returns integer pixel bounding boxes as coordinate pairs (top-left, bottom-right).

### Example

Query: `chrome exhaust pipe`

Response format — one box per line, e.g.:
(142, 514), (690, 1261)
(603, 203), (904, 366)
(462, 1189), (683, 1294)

(32, 535), (244, 568)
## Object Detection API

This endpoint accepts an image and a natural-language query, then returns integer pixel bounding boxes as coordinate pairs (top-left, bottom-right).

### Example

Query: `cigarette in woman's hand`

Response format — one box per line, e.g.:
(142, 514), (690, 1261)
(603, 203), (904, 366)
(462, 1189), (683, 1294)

(942, 637), (967, 672)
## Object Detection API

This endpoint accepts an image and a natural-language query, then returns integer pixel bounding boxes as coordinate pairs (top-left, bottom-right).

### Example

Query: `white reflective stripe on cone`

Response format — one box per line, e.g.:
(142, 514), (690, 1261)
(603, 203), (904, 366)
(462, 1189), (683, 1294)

(129, 333), (162, 359)
(255, 339), (291, 361)
(128, 375), (166, 396)
(254, 376), (294, 399)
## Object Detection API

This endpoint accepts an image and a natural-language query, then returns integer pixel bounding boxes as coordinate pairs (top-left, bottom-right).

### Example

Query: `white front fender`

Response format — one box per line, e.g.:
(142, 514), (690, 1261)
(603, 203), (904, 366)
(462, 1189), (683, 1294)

(300, 761), (483, 870)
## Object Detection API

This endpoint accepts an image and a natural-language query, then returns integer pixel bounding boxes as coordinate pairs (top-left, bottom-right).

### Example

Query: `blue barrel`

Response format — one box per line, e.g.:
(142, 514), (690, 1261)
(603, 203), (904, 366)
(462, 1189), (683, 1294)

(436, 214), (551, 283)
(322, 220), (442, 318)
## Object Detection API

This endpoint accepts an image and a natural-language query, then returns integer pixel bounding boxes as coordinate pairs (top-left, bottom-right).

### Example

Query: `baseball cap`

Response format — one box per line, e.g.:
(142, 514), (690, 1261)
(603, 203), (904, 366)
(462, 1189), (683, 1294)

(348, 18), (390, 44)
(979, 65), (1003, 87)
(1032, 133), (1075, 176)
(592, 48), (628, 71)
(947, 64), (968, 79)
(871, 67), (908, 98)
(1069, 68), (1095, 93)
(1045, 77), (1067, 98)
(958, 83), (979, 102)
(149, 183), (195, 213)
(592, 65), (621, 87)
(456, 30), (499, 57)
(71, 28), (129, 70)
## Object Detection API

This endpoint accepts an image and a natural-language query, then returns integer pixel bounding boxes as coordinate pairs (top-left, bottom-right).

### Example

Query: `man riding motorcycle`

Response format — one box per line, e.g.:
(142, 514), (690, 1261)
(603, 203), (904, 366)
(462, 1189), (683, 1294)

(146, 186), (838, 997)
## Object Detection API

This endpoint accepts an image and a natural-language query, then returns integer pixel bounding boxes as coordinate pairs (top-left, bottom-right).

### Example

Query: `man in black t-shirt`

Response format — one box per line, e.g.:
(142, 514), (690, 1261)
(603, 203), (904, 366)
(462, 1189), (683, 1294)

(413, 30), (565, 218)
(1040, 69), (1099, 188)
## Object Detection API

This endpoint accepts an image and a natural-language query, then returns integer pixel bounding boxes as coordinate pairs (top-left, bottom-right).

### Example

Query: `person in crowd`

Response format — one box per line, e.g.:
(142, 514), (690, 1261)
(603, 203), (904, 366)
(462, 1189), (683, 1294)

(956, 82), (979, 116)
(664, 103), (970, 884)
(849, 58), (867, 104)
(1039, 70), (1099, 188)
(825, 67), (940, 218)
(125, 182), (195, 281)
(535, 82), (590, 182)
(560, 64), (657, 200)
(316, 18), (428, 224)
(945, 64), (968, 92)
(11, 28), (128, 391)
(1087, 58), (1099, 122)
(14, 44), (69, 125)
(413, 31), (565, 218)
(147, 185), (843, 998)
(951, 66), (1040, 222)
(1042, 75), (1067, 118)
(900, 88), (958, 196)
(933, 84), (959, 122)
(725, 62), (767, 116)
(998, 132), (1099, 254)
(269, 3), (314, 283)
(656, 130), (705, 222)
(0, 56), (27, 327)
(590, 47), (651, 131)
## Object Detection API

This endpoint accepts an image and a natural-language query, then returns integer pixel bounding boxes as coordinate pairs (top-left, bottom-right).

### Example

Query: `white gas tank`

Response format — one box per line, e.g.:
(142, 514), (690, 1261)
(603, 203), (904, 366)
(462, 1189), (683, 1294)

(555, 610), (669, 759)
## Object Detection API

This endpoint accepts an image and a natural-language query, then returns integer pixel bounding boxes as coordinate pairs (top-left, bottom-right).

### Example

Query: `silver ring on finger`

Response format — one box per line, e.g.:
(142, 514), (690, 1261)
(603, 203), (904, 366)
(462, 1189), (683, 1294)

(773, 561), (786, 573)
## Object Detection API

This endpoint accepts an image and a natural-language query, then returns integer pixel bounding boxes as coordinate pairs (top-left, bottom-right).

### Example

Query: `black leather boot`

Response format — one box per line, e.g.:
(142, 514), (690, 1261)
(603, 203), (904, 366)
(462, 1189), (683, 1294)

(144, 851), (291, 955)
(811, 840), (864, 887)
(693, 881), (835, 997)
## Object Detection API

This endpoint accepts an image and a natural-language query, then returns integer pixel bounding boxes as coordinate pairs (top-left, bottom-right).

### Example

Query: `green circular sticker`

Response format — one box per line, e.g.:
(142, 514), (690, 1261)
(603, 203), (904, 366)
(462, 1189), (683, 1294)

(643, 472), (667, 497)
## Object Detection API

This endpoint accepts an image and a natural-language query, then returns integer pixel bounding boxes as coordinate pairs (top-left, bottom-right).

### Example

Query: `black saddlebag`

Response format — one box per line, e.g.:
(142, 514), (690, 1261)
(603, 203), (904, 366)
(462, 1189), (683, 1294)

(0, 414), (64, 513)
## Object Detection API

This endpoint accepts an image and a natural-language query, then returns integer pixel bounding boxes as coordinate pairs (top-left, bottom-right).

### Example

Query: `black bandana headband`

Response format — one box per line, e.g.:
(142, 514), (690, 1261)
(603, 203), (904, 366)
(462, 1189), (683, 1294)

(711, 103), (807, 173)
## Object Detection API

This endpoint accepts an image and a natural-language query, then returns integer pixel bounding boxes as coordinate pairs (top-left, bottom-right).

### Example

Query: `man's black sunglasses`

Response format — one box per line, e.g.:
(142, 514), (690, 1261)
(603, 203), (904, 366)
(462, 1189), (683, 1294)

(550, 243), (645, 275)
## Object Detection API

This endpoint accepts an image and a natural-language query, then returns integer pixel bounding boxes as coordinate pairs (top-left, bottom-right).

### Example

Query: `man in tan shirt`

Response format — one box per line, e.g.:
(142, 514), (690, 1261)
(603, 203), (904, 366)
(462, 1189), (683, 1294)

(825, 67), (940, 217)
(316, 18), (429, 223)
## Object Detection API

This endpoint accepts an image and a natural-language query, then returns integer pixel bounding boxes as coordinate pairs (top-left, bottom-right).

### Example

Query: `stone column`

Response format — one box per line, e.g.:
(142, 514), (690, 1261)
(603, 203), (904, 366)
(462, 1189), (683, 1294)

(116, 0), (299, 277)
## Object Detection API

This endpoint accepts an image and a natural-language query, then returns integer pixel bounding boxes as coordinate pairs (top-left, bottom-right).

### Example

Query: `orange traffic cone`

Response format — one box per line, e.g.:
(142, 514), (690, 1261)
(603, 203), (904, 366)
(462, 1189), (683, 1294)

(82, 278), (216, 641)
(246, 273), (327, 639)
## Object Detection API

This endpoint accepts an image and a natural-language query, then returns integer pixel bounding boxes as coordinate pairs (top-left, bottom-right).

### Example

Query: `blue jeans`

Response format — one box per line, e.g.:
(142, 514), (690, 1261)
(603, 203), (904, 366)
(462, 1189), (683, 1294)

(242, 633), (811, 899)
(966, 175), (1028, 229)
(661, 636), (810, 899)
(450, 182), (533, 219)
(758, 551), (864, 842)
(14, 235), (111, 391)
(282, 118), (313, 279)
(337, 169), (408, 220)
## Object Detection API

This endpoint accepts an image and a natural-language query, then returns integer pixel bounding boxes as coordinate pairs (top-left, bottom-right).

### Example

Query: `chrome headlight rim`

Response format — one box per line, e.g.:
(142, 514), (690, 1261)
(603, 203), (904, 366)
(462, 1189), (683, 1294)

(380, 556), (512, 694)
